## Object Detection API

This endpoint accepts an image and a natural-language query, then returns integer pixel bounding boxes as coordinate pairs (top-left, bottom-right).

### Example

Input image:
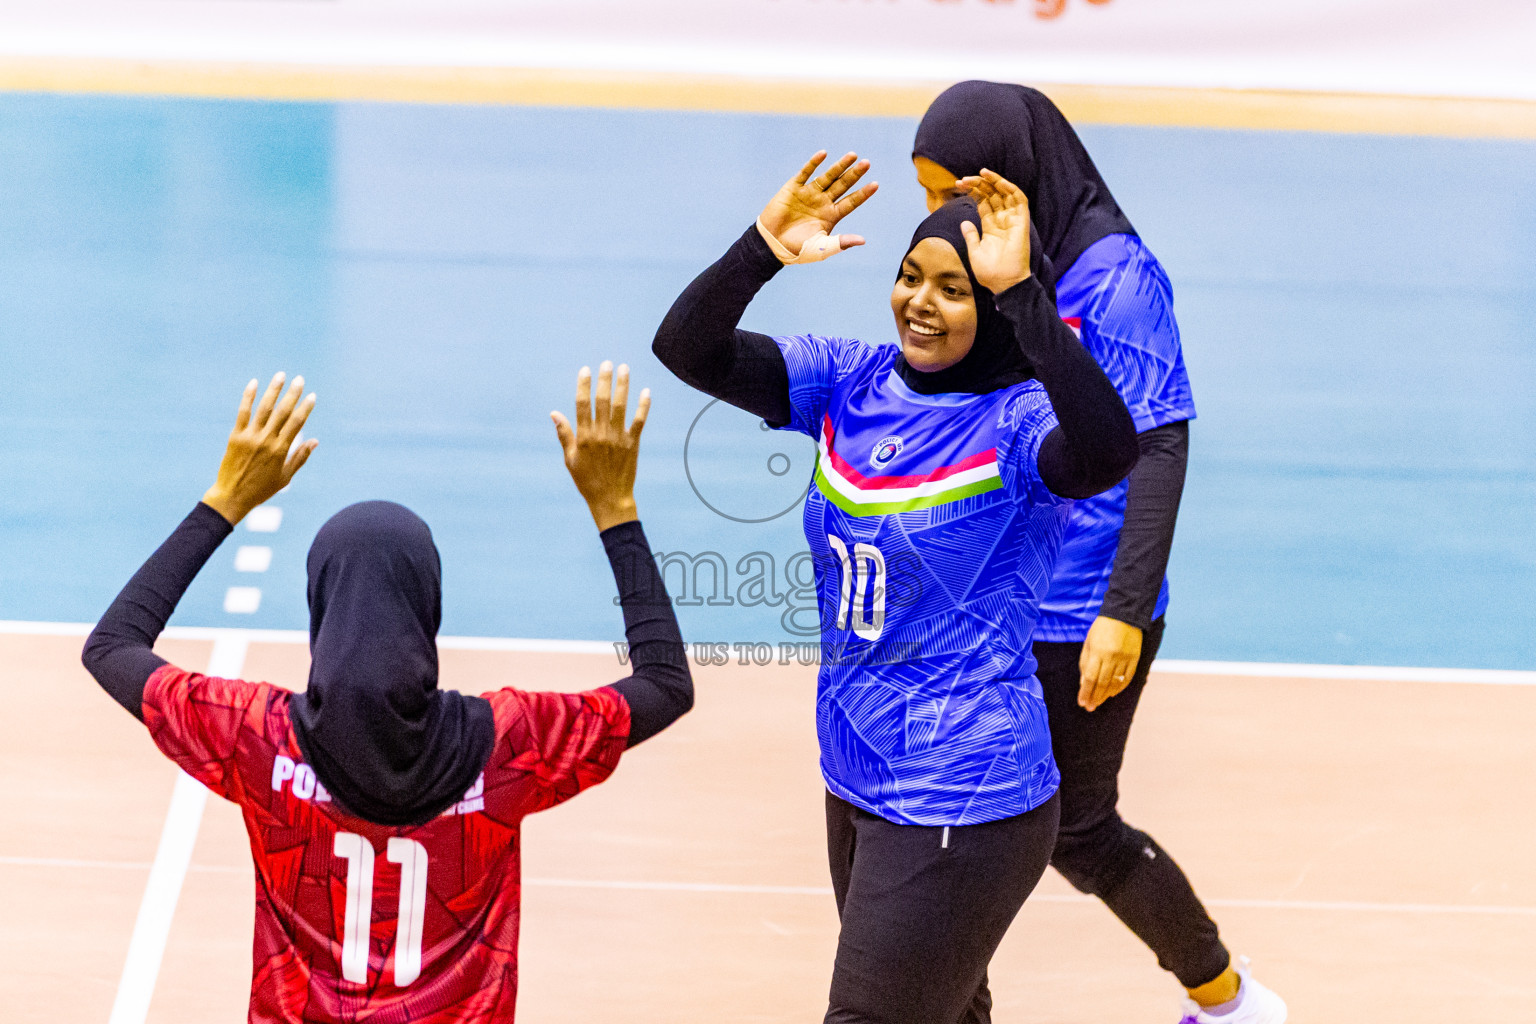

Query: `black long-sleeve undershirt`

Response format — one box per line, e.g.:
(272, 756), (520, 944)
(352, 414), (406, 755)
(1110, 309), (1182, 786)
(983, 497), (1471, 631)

(1098, 419), (1189, 632)
(83, 502), (233, 721)
(82, 505), (693, 747)
(652, 225), (1136, 499)
(652, 225), (793, 427)
(991, 276), (1136, 498)
(601, 520), (693, 745)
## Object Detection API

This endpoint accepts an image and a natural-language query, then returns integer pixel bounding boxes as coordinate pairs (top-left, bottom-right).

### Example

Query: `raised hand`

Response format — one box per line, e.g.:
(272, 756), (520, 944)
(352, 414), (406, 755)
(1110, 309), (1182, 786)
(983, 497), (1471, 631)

(758, 150), (879, 263)
(551, 361), (651, 532)
(202, 372), (318, 526)
(957, 168), (1033, 295)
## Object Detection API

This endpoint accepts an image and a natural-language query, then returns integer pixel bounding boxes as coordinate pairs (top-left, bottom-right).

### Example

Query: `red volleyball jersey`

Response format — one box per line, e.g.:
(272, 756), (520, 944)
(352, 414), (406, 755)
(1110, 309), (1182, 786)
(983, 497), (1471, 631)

(141, 663), (630, 1023)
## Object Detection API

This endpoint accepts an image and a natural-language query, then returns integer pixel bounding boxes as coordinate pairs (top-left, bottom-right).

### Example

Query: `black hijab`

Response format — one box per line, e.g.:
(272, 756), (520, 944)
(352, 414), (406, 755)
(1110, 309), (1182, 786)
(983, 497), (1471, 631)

(913, 80), (1136, 277)
(894, 197), (1048, 396)
(290, 501), (495, 827)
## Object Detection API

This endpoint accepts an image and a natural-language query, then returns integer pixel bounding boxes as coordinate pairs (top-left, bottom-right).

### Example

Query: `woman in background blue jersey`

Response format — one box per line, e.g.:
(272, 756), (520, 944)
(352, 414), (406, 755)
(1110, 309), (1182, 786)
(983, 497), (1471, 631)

(912, 81), (1287, 1024)
(654, 152), (1137, 1023)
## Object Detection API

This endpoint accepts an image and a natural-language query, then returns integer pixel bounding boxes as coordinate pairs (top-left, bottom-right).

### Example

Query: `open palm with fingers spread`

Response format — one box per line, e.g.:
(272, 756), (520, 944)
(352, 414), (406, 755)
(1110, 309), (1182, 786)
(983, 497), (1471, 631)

(758, 150), (879, 263)
(202, 372), (318, 526)
(550, 361), (651, 532)
(958, 168), (1034, 295)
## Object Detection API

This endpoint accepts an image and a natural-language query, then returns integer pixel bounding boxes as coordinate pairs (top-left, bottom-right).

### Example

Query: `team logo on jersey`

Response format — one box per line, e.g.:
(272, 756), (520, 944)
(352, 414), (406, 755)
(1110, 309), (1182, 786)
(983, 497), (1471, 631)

(869, 435), (905, 470)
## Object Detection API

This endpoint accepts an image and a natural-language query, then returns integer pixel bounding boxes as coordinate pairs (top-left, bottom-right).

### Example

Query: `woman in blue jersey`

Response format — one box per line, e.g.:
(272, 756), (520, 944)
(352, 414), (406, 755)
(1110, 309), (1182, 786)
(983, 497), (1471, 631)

(654, 151), (1137, 1023)
(912, 81), (1287, 1024)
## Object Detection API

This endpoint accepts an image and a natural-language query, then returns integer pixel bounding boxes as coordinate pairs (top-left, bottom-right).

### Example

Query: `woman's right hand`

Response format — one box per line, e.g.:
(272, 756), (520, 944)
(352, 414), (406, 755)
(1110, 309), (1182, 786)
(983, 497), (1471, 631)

(758, 150), (879, 263)
(958, 168), (1033, 295)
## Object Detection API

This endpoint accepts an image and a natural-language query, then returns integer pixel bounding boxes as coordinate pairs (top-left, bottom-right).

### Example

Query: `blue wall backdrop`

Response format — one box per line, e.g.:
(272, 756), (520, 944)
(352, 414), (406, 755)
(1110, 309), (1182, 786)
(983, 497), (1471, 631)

(1, 94), (1532, 668)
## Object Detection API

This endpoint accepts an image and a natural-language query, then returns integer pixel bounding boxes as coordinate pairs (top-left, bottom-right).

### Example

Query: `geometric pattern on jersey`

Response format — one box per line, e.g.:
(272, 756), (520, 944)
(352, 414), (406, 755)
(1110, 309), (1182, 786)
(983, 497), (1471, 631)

(775, 332), (1070, 827)
(141, 664), (629, 1024)
(814, 416), (1002, 515)
(1036, 233), (1199, 641)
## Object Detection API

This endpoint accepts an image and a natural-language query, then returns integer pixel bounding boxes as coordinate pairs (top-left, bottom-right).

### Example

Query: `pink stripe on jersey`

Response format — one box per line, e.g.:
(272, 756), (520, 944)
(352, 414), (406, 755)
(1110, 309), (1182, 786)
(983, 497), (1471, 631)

(821, 416), (997, 490)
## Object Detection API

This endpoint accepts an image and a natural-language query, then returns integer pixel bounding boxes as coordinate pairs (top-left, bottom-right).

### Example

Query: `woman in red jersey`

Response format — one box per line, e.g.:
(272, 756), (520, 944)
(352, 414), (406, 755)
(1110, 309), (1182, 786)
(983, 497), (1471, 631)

(83, 365), (690, 1022)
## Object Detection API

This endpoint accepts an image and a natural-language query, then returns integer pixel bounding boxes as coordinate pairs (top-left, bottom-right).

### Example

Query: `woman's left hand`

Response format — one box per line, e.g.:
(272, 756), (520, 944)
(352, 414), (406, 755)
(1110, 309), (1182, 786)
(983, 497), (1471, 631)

(1077, 615), (1143, 712)
(202, 372), (318, 526)
(550, 361), (650, 532)
(958, 169), (1033, 295)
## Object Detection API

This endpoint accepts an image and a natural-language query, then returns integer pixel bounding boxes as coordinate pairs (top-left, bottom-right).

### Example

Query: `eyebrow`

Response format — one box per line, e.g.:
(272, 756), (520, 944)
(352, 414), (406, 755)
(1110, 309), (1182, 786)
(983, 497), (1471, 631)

(901, 259), (970, 284)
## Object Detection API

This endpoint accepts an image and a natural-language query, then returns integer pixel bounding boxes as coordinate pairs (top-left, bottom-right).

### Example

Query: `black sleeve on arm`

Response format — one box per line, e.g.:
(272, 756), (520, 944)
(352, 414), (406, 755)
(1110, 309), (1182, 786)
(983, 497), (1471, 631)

(1099, 420), (1189, 630)
(995, 276), (1139, 499)
(82, 502), (234, 722)
(652, 225), (795, 426)
(601, 520), (693, 747)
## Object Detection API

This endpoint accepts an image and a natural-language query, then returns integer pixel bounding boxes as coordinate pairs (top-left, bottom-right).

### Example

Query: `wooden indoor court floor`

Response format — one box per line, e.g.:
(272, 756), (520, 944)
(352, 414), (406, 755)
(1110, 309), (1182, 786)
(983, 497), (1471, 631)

(3, 630), (1534, 1023)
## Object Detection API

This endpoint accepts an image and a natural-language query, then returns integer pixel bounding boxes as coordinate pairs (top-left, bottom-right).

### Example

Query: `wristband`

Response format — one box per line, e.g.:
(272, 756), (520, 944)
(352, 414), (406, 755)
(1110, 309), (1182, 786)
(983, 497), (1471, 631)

(756, 218), (845, 265)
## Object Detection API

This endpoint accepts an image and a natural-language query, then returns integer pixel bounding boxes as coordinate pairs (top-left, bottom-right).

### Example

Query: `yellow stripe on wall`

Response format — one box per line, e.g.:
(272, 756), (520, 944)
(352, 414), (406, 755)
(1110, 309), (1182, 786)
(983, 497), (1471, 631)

(3, 58), (1536, 140)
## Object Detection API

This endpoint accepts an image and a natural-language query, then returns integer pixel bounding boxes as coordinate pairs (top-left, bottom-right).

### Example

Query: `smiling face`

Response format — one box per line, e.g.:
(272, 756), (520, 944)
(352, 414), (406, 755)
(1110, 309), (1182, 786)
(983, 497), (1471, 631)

(891, 236), (978, 374)
(914, 156), (965, 213)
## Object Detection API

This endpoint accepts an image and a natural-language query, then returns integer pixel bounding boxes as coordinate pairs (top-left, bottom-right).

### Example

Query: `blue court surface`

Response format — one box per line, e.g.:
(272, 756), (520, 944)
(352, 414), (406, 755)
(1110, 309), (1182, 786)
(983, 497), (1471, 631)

(0, 93), (1532, 669)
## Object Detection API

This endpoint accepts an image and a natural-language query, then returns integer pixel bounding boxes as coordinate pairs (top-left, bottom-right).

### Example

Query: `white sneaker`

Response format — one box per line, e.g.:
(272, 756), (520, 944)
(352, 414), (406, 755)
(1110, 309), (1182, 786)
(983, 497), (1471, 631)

(1177, 957), (1287, 1023)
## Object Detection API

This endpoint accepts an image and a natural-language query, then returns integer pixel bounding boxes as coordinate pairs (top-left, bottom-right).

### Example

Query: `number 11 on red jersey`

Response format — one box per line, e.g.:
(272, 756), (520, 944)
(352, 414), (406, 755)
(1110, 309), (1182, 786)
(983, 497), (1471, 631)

(333, 833), (429, 986)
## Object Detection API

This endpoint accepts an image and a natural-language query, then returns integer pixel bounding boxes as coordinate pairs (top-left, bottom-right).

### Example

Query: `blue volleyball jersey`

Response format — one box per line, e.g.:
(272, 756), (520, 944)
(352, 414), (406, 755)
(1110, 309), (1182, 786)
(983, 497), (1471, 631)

(774, 333), (1070, 827)
(1035, 234), (1197, 641)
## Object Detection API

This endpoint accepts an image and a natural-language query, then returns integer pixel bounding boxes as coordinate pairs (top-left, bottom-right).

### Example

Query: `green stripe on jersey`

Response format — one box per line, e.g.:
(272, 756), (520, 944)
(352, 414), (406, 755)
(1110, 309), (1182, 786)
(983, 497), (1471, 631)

(813, 465), (1004, 517)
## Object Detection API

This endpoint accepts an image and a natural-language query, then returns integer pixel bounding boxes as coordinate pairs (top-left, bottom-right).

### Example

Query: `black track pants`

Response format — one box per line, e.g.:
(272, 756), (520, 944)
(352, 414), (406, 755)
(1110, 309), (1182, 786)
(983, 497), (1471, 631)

(1032, 618), (1231, 989)
(824, 791), (1060, 1024)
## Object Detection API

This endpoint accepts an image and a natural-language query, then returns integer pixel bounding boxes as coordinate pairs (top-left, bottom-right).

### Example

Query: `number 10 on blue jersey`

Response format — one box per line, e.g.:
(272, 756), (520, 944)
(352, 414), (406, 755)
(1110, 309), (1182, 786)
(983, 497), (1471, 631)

(828, 535), (886, 641)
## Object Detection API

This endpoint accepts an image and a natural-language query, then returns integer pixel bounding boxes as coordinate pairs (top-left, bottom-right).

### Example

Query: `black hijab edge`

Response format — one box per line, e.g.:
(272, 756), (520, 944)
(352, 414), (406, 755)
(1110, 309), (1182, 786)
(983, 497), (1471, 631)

(912, 80), (1135, 277)
(892, 197), (1048, 396)
(291, 500), (498, 828)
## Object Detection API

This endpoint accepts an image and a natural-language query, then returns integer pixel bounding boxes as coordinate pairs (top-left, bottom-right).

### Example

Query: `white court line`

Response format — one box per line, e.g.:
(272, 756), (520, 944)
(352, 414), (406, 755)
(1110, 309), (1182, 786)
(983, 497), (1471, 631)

(5, 855), (1533, 918)
(233, 545), (272, 573)
(0, 619), (95, 635)
(243, 506), (283, 533)
(6, 619), (1530, 685)
(221, 586), (262, 615)
(519, 879), (1536, 917)
(1151, 658), (1536, 686)
(1198, 896), (1536, 918)
(0, 856), (244, 874)
(106, 632), (248, 1024)
(525, 877), (836, 897)
(0, 855), (155, 871)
